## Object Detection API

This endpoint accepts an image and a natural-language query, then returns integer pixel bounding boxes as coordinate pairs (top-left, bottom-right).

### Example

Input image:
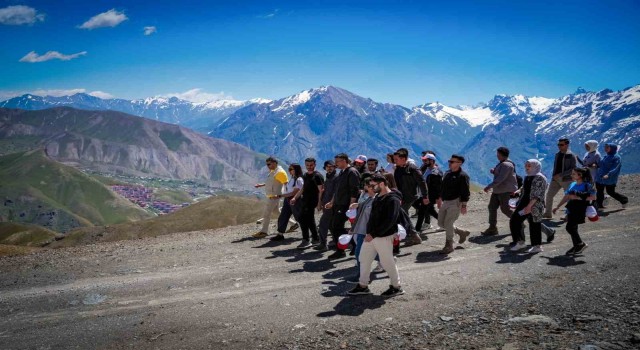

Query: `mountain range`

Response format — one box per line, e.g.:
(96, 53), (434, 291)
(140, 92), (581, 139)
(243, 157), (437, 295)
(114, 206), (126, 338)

(2, 85), (638, 184)
(0, 107), (265, 188)
(0, 93), (271, 132)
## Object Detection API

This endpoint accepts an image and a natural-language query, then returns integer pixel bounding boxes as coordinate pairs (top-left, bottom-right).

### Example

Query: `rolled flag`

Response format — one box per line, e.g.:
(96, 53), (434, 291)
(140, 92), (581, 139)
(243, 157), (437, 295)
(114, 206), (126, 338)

(397, 224), (407, 240)
(586, 205), (599, 222)
(346, 208), (357, 224)
(337, 234), (353, 250)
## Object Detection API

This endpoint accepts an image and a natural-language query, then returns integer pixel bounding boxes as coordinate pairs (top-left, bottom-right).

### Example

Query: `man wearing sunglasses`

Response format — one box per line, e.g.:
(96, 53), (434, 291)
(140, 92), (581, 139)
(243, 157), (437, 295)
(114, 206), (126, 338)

(544, 138), (578, 218)
(437, 154), (471, 254)
(253, 157), (289, 238)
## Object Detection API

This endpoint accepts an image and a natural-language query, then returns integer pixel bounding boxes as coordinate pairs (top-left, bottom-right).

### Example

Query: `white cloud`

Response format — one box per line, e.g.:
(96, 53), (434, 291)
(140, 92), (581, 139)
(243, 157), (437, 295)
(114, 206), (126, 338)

(88, 91), (115, 99)
(19, 50), (87, 63)
(0, 5), (45, 25)
(162, 89), (233, 103)
(78, 9), (127, 30)
(257, 9), (279, 19)
(143, 26), (156, 36)
(0, 88), (115, 101)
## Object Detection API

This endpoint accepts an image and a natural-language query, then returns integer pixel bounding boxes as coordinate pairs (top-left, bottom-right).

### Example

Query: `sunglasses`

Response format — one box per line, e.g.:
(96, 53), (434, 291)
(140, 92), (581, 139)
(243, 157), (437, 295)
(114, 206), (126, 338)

(557, 143), (567, 146)
(288, 168), (294, 171)
(448, 160), (461, 163)
(266, 162), (273, 166)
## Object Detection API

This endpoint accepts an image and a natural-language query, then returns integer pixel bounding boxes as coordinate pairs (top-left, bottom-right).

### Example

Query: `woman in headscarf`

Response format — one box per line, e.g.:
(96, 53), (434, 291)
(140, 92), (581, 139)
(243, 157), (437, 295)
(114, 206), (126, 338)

(509, 159), (548, 253)
(583, 140), (601, 183)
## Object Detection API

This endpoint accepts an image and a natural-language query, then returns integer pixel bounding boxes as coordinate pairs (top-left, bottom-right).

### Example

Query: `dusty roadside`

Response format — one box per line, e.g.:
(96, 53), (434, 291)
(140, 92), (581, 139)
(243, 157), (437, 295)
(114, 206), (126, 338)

(0, 176), (638, 349)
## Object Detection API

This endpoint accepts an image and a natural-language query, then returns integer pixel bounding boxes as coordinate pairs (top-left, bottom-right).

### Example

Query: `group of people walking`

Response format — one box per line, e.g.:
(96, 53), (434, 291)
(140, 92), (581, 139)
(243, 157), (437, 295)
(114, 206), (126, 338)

(252, 139), (628, 297)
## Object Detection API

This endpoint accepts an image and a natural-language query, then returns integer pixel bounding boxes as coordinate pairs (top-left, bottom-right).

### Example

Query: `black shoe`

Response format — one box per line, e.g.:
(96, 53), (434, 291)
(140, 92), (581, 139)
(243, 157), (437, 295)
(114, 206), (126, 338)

(327, 250), (346, 260)
(270, 234), (285, 241)
(393, 245), (400, 255)
(574, 242), (588, 255)
(565, 246), (577, 256)
(296, 240), (312, 250)
(313, 244), (328, 252)
(546, 229), (556, 243)
(311, 239), (320, 246)
(381, 285), (405, 297)
(347, 284), (371, 295)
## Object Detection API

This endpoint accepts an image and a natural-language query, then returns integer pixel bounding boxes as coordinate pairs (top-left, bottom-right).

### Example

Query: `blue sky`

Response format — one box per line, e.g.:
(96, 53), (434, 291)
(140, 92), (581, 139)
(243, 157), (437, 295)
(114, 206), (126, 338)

(1, 0), (639, 106)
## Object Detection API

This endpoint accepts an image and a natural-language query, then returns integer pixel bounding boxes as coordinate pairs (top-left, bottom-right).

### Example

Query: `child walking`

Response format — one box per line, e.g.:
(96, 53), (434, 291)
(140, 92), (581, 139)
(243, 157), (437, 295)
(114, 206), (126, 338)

(552, 168), (596, 255)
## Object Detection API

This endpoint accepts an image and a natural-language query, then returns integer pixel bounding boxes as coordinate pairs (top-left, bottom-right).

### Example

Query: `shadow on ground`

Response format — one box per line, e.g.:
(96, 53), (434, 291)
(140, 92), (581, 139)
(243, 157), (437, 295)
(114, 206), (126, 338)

(541, 255), (587, 267)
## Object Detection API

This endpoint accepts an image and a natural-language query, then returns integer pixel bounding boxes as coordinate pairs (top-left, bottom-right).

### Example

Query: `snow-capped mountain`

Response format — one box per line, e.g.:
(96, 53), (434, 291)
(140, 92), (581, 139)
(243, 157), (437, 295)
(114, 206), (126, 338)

(0, 93), (271, 131)
(211, 85), (639, 183)
(462, 86), (640, 183)
(211, 86), (481, 165)
(3, 84), (638, 184)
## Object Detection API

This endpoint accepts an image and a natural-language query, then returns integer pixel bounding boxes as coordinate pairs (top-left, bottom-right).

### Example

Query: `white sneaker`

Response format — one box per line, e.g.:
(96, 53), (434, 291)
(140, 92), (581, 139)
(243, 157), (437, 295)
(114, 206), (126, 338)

(527, 246), (543, 253)
(510, 241), (526, 251)
(372, 262), (384, 273)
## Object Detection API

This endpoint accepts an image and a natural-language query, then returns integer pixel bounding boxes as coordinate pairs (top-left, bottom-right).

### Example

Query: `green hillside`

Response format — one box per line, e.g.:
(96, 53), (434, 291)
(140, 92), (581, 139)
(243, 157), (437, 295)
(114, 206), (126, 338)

(0, 150), (152, 232)
(0, 222), (57, 246)
(55, 195), (266, 246)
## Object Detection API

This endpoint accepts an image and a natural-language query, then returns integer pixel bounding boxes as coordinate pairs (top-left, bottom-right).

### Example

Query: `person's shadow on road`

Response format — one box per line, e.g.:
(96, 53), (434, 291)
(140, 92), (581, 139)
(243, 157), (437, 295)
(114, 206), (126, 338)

(469, 234), (509, 245)
(540, 255), (587, 267)
(317, 288), (387, 317)
(496, 250), (536, 264)
(415, 250), (451, 263)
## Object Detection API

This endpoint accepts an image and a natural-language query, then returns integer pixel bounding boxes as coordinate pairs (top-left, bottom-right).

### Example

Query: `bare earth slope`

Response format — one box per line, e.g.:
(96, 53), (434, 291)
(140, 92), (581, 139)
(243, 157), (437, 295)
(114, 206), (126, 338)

(0, 176), (638, 349)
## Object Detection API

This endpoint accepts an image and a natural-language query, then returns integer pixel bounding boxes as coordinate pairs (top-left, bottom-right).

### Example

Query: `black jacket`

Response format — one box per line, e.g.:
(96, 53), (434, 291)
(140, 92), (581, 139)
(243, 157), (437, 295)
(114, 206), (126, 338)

(394, 163), (428, 203)
(424, 166), (443, 203)
(440, 169), (471, 202)
(367, 190), (402, 238)
(333, 166), (360, 206)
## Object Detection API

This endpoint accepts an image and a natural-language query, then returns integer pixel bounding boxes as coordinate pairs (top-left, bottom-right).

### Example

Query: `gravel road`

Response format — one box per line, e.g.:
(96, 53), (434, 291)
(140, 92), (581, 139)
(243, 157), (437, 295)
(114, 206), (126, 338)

(1, 176), (638, 350)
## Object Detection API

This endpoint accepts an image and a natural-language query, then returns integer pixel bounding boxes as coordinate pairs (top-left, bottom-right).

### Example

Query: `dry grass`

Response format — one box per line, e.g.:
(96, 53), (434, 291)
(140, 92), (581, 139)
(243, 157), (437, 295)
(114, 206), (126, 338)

(53, 195), (266, 247)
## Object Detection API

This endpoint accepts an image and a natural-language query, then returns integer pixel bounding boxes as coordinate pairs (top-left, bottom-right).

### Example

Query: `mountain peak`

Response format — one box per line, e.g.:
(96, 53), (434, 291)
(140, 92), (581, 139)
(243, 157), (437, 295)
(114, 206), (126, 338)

(574, 87), (588, 95)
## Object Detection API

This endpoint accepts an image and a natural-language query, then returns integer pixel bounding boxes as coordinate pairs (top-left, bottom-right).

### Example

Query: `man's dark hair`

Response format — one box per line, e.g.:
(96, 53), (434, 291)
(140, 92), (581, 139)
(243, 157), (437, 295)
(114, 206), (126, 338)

(334, 153), (349, 161)
(370, 173), (387, 185)
(367, 158), (378, 165)
(497, 147), (510, 158)
(266, 156), (278, 164)
(451, 154), (465, 164)
(558, 138), (570, 144)
(394, 148), (409, 159)
(304, 157), (316, 164)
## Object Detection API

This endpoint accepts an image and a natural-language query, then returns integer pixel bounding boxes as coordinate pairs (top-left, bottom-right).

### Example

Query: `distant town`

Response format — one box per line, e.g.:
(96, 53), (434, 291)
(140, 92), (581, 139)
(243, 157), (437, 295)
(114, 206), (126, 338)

(110, 185), (189, 214)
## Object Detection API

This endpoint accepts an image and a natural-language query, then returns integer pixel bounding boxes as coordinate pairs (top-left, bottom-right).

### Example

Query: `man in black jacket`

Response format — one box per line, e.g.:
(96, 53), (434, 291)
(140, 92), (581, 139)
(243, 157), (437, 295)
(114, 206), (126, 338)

(393, 148), (428, 245)
(348, 174), (404, 297)
(325, 153), (360, 260)
(544, 138), (578, 218)
(437, 154), (471, 254)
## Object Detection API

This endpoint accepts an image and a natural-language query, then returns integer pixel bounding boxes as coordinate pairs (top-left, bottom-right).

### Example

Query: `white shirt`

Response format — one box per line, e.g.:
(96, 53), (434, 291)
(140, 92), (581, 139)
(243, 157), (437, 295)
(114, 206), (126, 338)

(285, 177), (304, 194)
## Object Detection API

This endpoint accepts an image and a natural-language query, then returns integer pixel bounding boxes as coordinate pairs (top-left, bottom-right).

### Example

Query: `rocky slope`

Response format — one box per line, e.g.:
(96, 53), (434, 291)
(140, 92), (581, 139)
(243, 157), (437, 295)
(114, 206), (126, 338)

(0, 107), (265, 188)
(0, 176), (637, 349)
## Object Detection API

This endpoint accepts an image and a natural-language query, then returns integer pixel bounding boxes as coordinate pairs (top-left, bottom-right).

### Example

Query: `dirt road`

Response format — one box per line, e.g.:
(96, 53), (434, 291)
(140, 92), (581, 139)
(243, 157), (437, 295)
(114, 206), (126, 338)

(1, 178), (639, 349)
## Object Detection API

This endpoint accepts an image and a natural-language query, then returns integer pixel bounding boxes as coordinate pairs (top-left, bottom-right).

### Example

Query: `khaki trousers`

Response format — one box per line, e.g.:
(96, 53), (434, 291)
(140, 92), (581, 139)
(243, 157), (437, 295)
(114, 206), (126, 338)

(544, 179), (570, 216)
(260, 198), (295, 233)
(438, 199), (461, 242)
(358, 235), (400, 288)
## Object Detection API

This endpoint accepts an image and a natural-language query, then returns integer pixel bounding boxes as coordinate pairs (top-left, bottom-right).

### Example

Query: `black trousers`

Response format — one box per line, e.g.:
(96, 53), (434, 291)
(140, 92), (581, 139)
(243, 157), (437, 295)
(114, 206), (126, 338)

(509, 211), (542, 245)
(596, 183), (628, 208)
(566, 219), (583, 246)
(415, 202), (438, 231)
(299, 205), (319, 241)
(330, 205), (349, 250)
